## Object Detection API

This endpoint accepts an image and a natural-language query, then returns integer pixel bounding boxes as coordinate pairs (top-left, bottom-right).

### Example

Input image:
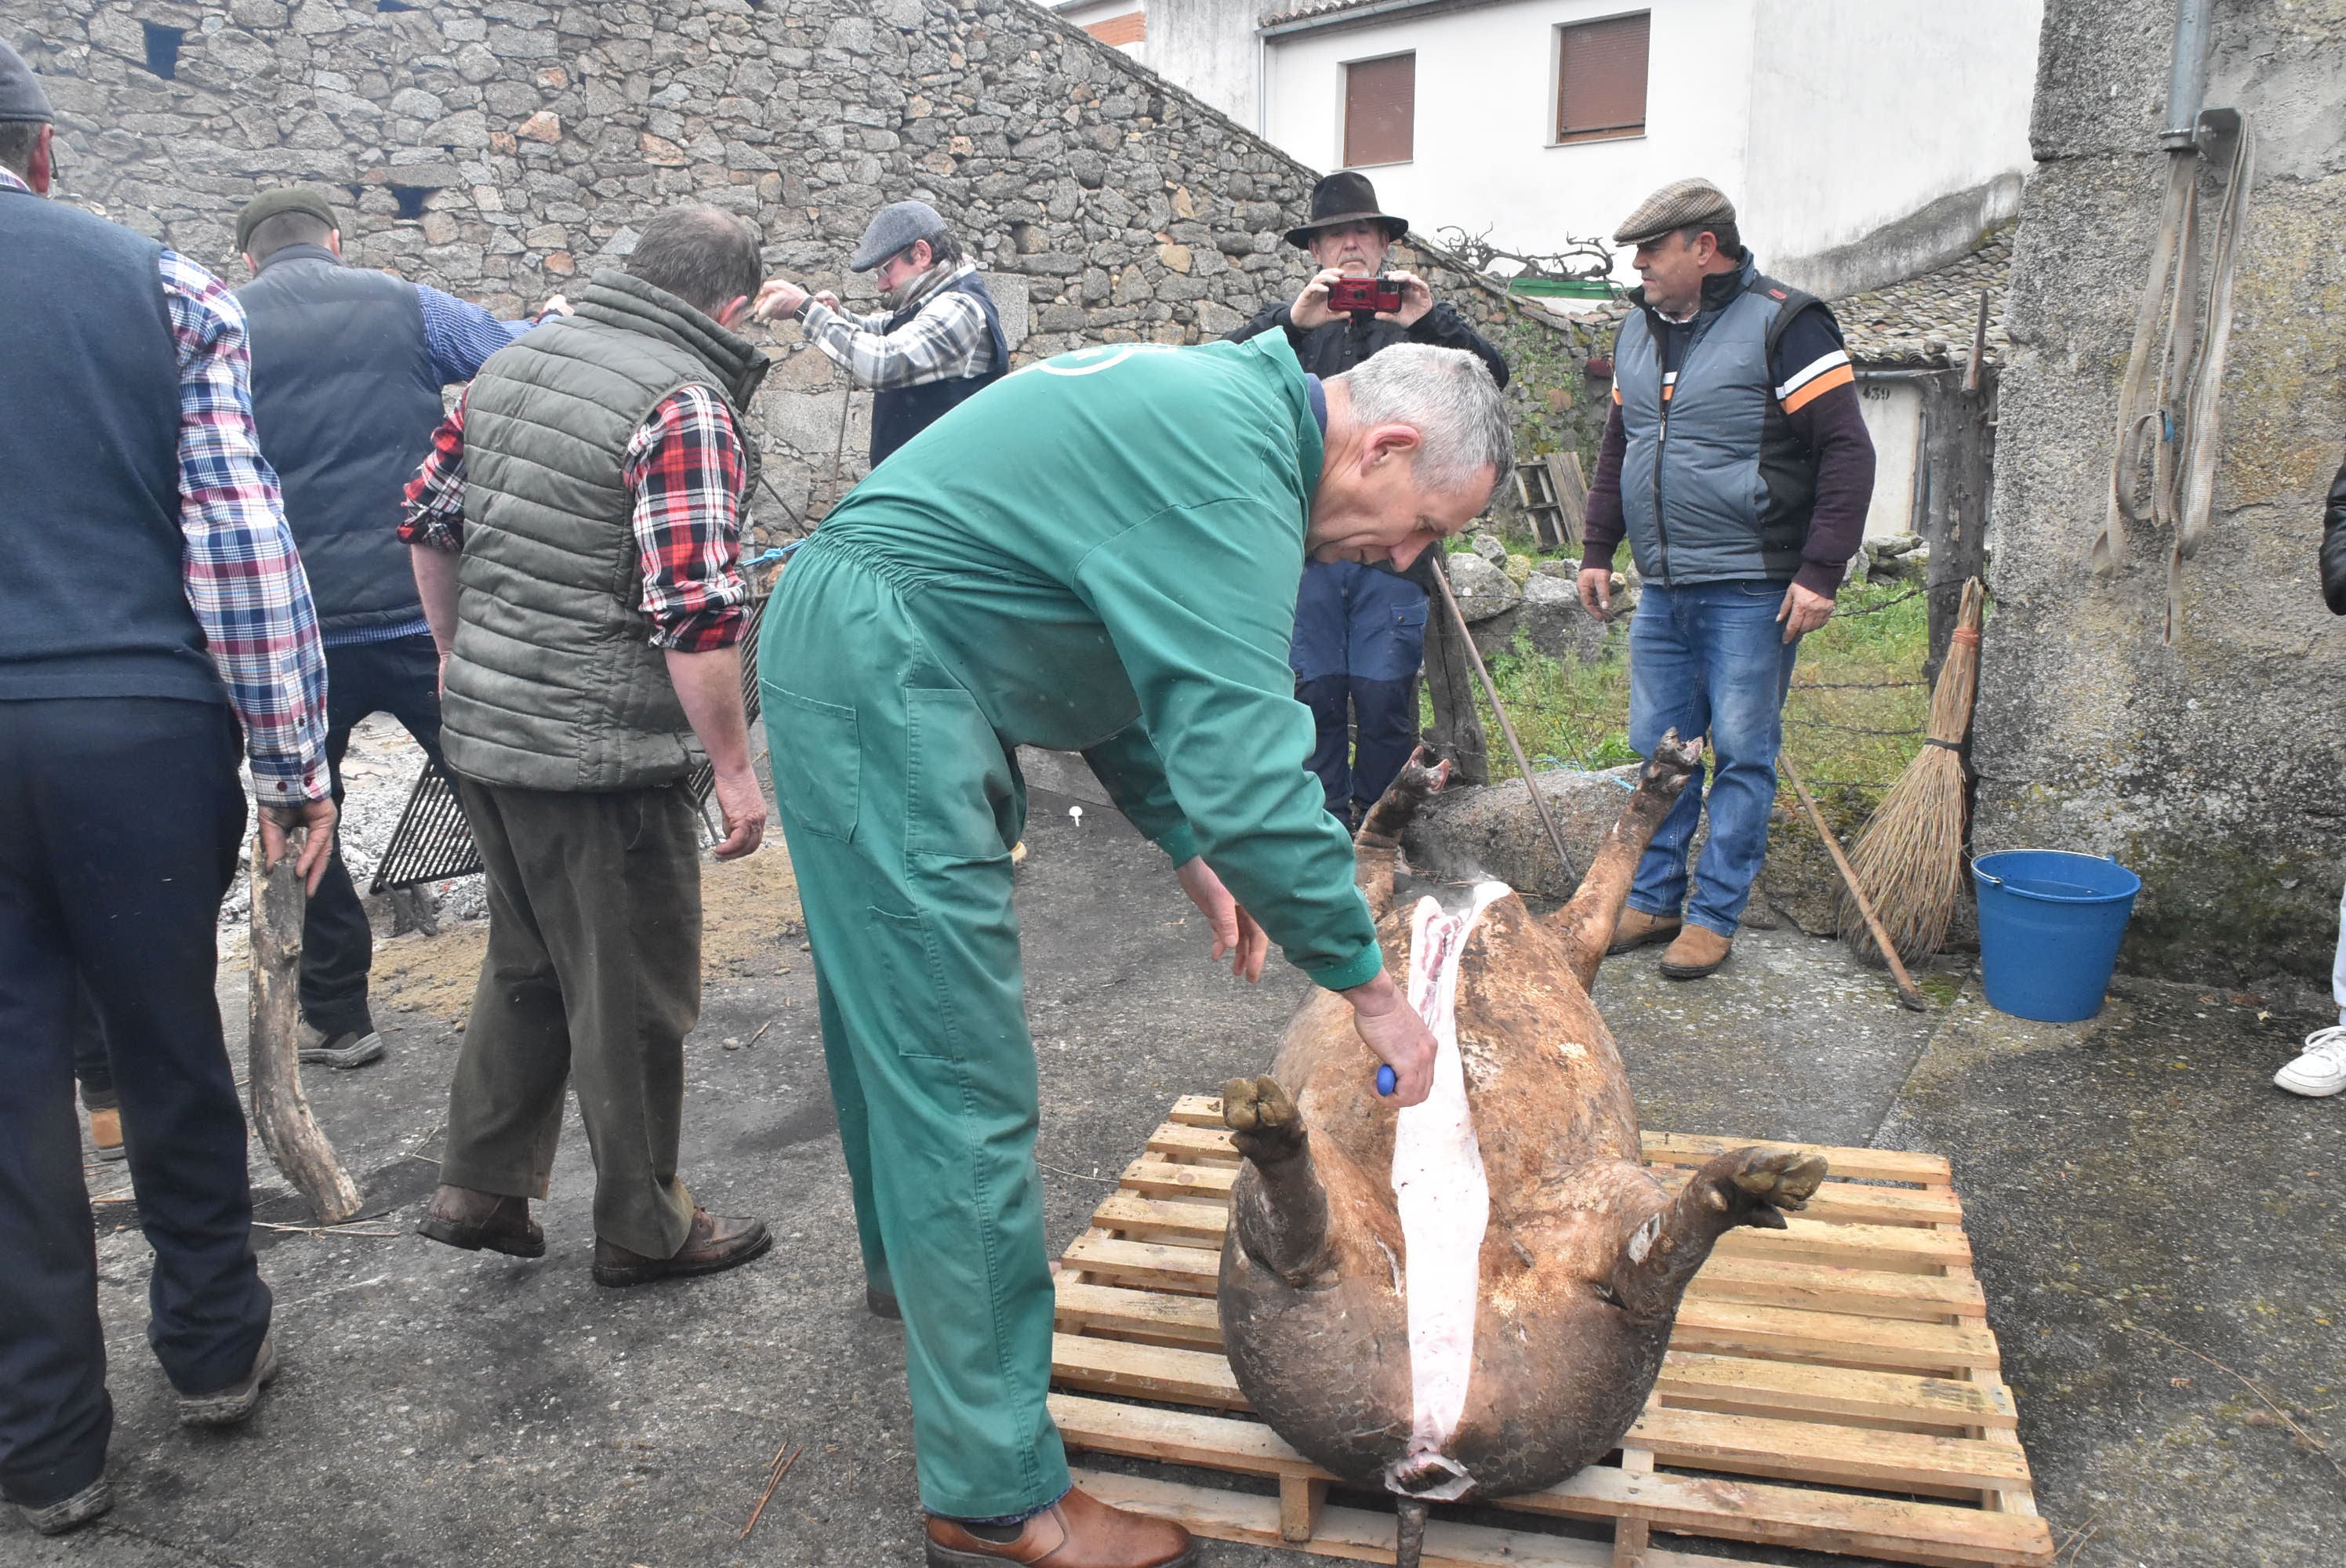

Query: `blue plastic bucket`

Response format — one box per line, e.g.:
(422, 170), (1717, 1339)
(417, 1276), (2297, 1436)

(1971, 851), (2141, 1022)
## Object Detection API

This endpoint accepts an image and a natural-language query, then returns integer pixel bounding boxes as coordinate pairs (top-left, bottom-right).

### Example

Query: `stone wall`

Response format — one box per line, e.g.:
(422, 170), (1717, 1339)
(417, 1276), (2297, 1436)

(1973, 0), (2346, 988)
(2, 0), (1604, 527)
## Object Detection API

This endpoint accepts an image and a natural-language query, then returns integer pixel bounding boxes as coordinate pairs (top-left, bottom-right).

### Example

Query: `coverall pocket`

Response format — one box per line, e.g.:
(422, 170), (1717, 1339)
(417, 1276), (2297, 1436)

(904, 687), (1022, 863)
(864, 906), (963, 1062)
(765, 686), (860, 841)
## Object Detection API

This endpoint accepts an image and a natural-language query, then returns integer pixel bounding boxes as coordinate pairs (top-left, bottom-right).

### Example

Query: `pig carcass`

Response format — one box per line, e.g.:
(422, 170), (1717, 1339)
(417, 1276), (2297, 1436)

(1218, 739), (1826, 1564)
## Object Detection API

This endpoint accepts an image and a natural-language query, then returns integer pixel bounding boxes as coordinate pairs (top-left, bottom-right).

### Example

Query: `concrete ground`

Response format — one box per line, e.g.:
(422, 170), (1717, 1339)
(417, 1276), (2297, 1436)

(20, 784), (2344, 1568)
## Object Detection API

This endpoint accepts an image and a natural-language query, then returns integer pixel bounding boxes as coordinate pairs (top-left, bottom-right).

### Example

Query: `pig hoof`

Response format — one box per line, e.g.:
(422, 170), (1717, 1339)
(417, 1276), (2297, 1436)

(1720, 1148), (1828, 1229)
(1222, 1075), (1306, 1164)
(1648, 728), (1706, 779)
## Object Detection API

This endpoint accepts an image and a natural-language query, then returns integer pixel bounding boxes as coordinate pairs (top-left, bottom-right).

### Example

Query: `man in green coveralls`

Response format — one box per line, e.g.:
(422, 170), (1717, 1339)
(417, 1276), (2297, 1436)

(760, 334), (1511, 1566)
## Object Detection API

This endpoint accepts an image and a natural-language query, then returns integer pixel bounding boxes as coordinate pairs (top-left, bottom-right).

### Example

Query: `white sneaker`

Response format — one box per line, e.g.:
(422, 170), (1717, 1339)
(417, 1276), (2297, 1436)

(2275, 1025), (2346, 1098)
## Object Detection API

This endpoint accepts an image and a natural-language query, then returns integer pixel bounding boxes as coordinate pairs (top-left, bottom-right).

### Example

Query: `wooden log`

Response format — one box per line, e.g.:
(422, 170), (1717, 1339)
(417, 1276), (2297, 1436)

(248, 832), (363, 1225)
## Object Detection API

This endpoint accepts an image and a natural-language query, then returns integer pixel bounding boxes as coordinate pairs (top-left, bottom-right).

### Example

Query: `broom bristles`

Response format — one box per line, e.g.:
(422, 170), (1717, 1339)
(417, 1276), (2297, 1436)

(1839, 579), (1984, 967)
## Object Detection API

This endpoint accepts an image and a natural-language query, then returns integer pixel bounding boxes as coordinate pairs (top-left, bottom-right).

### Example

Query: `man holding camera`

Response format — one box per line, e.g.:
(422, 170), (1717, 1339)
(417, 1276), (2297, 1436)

(1229, 172), (1509, 827)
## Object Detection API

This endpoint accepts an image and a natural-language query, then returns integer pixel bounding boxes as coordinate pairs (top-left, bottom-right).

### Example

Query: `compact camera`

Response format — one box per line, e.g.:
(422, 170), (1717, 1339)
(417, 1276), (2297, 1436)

(1325, 275), (1404, 316)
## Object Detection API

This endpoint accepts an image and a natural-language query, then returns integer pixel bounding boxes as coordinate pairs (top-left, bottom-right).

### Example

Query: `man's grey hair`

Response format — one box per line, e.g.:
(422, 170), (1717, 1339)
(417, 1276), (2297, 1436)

(626, 205), (764, 317)
(1335, 343), (1514, 495)
(0, 120), (41, 178)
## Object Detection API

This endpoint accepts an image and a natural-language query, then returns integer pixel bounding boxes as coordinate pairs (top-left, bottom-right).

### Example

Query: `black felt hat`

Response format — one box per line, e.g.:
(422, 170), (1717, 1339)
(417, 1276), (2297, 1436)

(1284, 172), (1407, 250)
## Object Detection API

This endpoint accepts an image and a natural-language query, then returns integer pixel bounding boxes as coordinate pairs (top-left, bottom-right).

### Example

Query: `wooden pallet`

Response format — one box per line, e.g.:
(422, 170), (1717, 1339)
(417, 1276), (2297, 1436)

(1050, 1096), (2054, 1568)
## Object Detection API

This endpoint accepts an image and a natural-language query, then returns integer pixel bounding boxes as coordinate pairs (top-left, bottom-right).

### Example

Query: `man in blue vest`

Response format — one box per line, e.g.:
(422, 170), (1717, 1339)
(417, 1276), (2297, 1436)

(1577, 179), (1876, 980)
(232, 187), (563, 1071)
(750, 199), (1009, 469)
(0, 42), (333, 1534)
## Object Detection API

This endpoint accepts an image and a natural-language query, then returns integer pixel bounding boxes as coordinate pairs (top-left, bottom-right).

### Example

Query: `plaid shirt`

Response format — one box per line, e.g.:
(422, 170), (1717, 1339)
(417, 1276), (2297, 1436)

(0, 167), (332, 804)
(400, 385), (747, 652)
(799, 260), (994, 390)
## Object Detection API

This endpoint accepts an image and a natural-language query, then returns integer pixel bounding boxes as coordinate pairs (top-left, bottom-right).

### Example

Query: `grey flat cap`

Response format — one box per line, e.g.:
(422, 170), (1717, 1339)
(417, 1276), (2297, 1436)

(1614, 178), (1737, 246)
(0, 38), (55, 124)
(234, 186), (338, 253)
(849, 200), (948, 272)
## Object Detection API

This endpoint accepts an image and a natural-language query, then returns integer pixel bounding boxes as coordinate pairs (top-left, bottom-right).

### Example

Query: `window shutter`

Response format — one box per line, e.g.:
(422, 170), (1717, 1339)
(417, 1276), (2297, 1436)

(1556, 13), (1650, 143)
(1343, 53), (1415, 167)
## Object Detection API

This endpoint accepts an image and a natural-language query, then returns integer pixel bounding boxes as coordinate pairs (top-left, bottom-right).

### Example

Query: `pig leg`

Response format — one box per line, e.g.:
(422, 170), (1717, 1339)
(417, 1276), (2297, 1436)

(1222, 1075), (1335, 1287)
(1545, 730), (1706, 991)
(1353, 749), (1451, 917)
(1608, 1147), (1828, 1322)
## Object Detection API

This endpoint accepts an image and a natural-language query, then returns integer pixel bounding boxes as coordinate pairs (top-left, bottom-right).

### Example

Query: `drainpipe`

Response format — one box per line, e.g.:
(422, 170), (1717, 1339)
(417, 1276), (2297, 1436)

(2160, 0), (2214, 151)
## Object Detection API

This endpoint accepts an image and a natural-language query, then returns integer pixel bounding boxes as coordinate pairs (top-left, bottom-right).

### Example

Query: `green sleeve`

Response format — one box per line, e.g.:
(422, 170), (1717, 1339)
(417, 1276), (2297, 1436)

(1081, 721), (1202, 866)
(1073, 499), (1384, 993)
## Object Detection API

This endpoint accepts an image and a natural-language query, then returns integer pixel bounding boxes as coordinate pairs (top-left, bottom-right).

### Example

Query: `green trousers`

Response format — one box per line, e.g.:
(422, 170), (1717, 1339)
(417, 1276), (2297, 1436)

(439, 777), (699, 1261)
(760, 546), (1067, 1520)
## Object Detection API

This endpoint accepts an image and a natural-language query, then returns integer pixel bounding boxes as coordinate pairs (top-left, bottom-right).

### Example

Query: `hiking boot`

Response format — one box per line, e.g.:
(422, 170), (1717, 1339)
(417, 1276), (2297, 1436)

(2275, 1025), (2346, 1098)
(16, 1476), (111, 1536)
(1658, 925), (1734, 980)
(926, 1487), (1195, 1568)
(177, 1332), (278, 1427)
(592, 1208), (771, 1288)
(417, 1185), (546, 1258)
(1607, 907), (1681, 955)
(298, 1029), (384, 1069)
(88, 1106), (126, 1162)
(866, 1285), (903, 1320)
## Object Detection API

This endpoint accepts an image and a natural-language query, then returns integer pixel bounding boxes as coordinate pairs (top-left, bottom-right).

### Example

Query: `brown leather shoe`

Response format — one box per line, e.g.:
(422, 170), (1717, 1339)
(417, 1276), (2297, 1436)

(416, 1185), (544, 1258)
(87, 1106), (126, 1163)
(592, 1207), (772, 1288)
(926, 1487), (1194, 1568)
(1607, 907), (1682, 954)
(1658, 924), (1734, 979)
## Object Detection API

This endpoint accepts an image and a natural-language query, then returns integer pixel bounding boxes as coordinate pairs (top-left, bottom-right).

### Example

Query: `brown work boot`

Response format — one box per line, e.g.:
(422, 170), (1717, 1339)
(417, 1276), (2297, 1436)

(1607, 907), (1682, 954)
(1658, 924), (1734, 980)
(592, 1207), (772, 1288)
(87, 1106), (126, 1163)
(416, 1185), (545, 1258)
(926, 1487), (1195, 1568)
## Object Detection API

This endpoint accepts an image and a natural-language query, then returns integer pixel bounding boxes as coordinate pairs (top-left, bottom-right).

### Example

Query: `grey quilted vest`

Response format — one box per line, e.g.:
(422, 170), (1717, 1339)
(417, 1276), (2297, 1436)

(439, 271), (766, 791)
(1614, 257), (1821, 586)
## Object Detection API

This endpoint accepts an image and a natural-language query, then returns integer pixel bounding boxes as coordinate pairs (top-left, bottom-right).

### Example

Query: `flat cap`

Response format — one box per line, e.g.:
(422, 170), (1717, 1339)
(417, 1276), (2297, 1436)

(0, 38), (55, 124)
(848, 199), (948, 272)
(234, 186), (338, 254)
(1614, 178), (1737, 247)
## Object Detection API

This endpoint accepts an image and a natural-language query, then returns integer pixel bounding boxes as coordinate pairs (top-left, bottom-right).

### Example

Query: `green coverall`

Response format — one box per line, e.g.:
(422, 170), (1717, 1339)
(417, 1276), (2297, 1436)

(759, 333), (1385, 1519)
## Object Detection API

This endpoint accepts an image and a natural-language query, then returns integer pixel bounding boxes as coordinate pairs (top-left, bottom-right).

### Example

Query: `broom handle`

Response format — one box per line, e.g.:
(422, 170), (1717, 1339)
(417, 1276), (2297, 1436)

(1428, 558), (1580, 886)
(1780, 755), (1927, 1013)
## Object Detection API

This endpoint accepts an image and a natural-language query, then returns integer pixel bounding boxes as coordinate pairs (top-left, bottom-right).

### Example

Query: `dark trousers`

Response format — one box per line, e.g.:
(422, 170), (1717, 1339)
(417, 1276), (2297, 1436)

(1291, 560), (1429, 826)
(0, 698), (271, 1509)
(303, 633), (443, 1039)
(71, 979), (114, 1111)
(438, 775), (701, 1260)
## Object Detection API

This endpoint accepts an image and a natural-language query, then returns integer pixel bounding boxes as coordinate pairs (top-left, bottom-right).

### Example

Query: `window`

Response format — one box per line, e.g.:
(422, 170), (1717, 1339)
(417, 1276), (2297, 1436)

(1555, 12), (1649, 144)
(1342, 53), (1414, 168)
(1084, 12), (1146, 47)
(141, 21), (184, 80)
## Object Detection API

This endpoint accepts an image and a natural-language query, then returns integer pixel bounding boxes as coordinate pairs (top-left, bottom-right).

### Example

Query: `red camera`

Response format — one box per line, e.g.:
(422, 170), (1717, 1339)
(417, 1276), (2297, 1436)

(1326, 276), (1404, 315)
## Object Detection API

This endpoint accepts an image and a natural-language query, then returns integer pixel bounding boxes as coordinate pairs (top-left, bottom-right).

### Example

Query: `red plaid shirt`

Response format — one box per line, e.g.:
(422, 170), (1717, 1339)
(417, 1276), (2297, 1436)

(400, 386), (746, 652)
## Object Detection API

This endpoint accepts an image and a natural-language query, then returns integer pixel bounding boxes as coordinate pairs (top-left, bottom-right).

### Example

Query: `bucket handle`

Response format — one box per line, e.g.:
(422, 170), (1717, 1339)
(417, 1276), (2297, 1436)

(1972, 850), (2121, 890)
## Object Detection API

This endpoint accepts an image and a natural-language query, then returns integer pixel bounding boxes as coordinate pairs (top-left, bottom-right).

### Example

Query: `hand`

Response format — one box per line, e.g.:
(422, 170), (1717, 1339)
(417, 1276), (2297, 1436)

(1175, 857), (1269, 982)
(1290, 267), (1345, 332)
(753, 278), (810, 324)
(709, 763), (768, 860)
(1379, 270), (1433, 329)
(534, 293), (572, 318)
(1343, 972), (1435, 1107)
(1576, 566), (1614, 620)
(1777, 581), (1835, 644)
(812, 289), (841, 310)
(260, 797), (339, 896)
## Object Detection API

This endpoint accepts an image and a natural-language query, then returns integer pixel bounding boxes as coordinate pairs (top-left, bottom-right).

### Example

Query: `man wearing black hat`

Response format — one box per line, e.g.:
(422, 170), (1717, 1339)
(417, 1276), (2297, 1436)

(1229, 171), (1509, 828)
(751, 198), (1009, 469)
(231, 186), (565, 1073)
(0, 40), (334, 1535)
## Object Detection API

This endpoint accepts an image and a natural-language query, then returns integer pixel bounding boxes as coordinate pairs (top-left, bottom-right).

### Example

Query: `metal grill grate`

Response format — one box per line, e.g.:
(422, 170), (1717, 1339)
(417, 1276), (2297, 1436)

(369, 757), (482, 893)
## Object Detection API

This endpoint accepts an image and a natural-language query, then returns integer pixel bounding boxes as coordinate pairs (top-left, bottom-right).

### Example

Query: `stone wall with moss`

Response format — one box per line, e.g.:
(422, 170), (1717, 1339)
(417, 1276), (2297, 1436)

(2, 0), (1603, 524)
(1972, 0), (2346, 988)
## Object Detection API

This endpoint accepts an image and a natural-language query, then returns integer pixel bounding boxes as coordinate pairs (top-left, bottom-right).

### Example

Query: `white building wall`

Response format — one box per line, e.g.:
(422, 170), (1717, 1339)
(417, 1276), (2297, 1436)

(1148, 0), (1266, 124)
(1854, 377), (1924, 542)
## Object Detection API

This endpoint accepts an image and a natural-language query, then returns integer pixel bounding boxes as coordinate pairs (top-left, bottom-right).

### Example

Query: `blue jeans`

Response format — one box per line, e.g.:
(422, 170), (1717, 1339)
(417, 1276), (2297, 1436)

(1626, 579), (1803, 937)
(1291, 560), (1428, 824)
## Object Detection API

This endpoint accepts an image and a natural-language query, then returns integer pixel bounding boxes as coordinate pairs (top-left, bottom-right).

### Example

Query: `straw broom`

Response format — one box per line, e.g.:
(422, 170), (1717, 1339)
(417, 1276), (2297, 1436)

(1838, 578), (1985, 967)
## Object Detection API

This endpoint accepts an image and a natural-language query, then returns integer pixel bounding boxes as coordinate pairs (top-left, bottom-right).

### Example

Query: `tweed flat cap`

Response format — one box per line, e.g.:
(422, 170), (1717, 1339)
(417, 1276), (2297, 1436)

(849, 199), (948, 272)
(234, 186), (339, 254)
(0, 39), (54, 123)
(1614, 178), (1737, 246)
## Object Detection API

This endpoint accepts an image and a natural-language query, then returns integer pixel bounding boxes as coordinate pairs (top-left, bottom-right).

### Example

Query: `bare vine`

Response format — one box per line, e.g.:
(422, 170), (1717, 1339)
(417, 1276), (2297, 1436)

(1433, 224), (1618, 285)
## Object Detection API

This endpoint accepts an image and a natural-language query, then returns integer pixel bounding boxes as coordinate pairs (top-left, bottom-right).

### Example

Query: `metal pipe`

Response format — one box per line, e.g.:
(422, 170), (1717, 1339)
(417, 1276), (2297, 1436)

(2162, 0), (2214, 151)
